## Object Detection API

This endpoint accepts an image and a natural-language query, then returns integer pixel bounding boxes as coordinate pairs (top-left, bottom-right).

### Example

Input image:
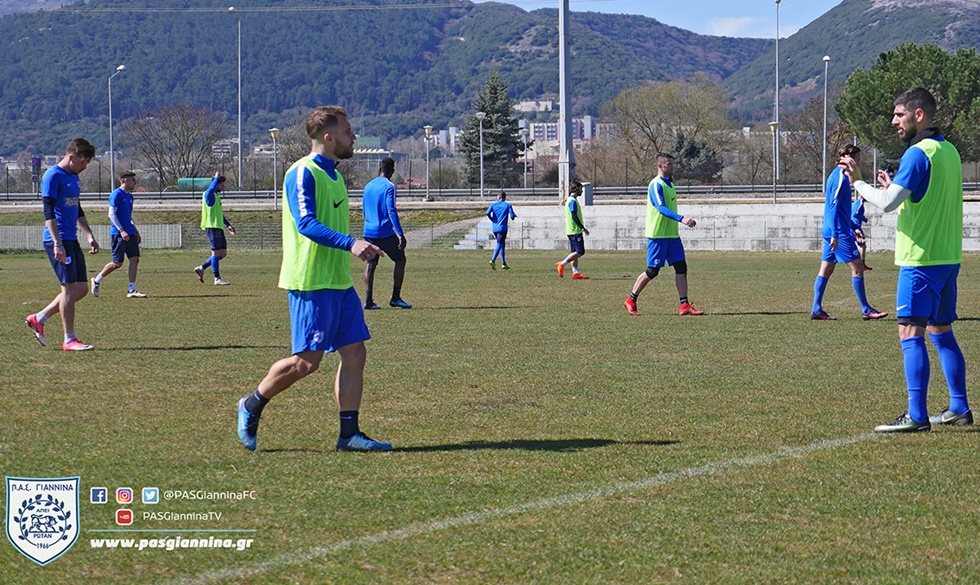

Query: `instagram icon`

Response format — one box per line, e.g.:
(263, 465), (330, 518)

(116, 488), (133, 504)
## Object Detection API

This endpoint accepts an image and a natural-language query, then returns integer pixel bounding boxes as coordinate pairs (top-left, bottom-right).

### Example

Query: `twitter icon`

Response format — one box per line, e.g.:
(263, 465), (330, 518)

(142, 487), (159, 504)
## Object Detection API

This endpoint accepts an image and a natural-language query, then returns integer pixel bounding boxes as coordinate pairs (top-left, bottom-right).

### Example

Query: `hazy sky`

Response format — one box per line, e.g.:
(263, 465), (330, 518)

(471, 0), (844, 38)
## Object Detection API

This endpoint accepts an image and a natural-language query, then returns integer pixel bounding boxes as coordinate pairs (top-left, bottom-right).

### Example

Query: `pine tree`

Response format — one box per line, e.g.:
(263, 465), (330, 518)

(459, 72), (526, 190)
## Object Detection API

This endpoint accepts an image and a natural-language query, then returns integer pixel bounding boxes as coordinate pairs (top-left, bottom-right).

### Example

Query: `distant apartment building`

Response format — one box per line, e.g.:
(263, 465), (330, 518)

(513, 99), (556, 113)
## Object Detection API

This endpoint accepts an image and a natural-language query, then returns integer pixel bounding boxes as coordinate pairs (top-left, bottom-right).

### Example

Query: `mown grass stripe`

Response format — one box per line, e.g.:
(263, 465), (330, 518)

(174, 433), (876, 585)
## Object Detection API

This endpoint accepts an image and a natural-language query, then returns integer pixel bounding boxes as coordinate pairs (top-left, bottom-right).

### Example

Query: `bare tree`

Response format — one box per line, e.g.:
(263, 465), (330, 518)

(725, 128), (772, 188)
(123, 103), (227, 188)
(605, 74), (735, 172)
(781, 91), (853, 184)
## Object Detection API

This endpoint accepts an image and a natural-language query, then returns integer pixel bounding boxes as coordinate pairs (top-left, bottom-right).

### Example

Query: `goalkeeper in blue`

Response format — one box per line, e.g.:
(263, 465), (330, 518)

(809, 145), (887, 321)
(236, 106), (391, 452)
(486, 191), (517, 270)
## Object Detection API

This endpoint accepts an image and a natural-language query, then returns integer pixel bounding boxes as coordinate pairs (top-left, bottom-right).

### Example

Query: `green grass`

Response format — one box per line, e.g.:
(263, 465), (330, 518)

(1, 249), (978, 584)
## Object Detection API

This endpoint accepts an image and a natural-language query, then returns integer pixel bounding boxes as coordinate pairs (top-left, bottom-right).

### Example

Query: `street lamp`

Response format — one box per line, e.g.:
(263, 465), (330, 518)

(475, 111), (486, 198)
(520, 128), (529, 189)
(108, 64), (126, 190)
(423, 124), (432, 202)
(769, 121), (779, 203)
(269, 127), (279, 210)
(822, 55), (831, 191)
(229, 7), (242, 190)
(775, 0), (781, 181)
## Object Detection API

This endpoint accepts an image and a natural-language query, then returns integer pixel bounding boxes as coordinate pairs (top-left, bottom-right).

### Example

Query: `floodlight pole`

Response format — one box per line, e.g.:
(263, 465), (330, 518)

(775, 0), (781, 182)
(558, 0), (575, 202)
(822, 55), (830, 191)
(108, 64), (125, 189)
(475, 112), (486, 198)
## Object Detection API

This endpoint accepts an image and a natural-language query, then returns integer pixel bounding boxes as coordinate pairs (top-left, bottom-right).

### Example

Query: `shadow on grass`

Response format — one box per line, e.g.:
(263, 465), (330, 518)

(147, 294), (260, 299)
(414, 305), (528, 311)
(706, 311), (804, 316)
(115, 344), (283, 351)
(393, 438), (678, 453)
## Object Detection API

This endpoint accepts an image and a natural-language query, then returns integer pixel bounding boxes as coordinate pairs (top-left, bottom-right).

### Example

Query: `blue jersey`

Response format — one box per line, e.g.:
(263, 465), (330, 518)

(41, 165), (82, 243)
(851, 198), (867, 231)
(822, 167), (853, 239)
(282, 154), (356, 251)
(891, 143), (935, 204)
(362, 176), (403, 239)
(108, 187), (136, 236)
(486, 200), (516, 233)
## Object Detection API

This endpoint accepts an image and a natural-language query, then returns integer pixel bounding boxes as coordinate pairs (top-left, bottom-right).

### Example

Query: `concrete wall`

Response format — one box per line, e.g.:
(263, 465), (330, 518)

(457, 201), (980, 252)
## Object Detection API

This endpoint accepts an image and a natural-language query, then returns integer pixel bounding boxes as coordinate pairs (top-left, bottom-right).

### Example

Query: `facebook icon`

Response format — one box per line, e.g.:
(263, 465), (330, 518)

(91, 487), (108, 504)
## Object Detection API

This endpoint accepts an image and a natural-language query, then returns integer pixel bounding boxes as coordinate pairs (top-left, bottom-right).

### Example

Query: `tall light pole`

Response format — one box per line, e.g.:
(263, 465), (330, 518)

(774, 0), (781, 182)
(108, 64), (126, 190)
(769, 121), (779, 203)
(475, 111), (486, 198)
(520, 128), (529, 189)
(269, 127), (279, 210)
(229, 7), (242, 190)
(558, 0), (575, 201)
(423, 124), (432, 202)
(822, 55), (831, 191)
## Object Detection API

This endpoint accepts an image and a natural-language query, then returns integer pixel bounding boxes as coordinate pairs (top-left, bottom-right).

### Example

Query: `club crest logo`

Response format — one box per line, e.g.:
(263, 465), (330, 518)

(6, 477), (79, 565)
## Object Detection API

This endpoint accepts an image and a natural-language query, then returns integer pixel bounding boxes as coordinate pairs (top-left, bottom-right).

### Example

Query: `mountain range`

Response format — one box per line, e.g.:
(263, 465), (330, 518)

(0, 0), (978, 157)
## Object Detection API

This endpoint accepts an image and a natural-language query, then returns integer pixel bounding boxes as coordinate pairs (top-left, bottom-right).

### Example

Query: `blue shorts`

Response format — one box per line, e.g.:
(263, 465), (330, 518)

(646, 238), (686, 269)
(896, 265), (959, 326)
(821, 235), (860, 264)
(567, 234), (585, 255)
(45, 240), (87, 285)
(288, 287), (371, 354)
(206, 228), (227, 250)
(110, 234), (140, 263)
(494, 231), (507, 245)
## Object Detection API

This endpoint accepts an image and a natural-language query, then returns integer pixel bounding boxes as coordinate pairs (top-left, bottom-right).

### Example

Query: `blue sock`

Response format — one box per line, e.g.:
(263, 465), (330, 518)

(499, 246), (506, 265)
(852, 276), (871, 314)
(201, 257), (213, 269)
(812, 275), (828, 314)
(929, 331), (969, 414)
(901, 337), (929, 423)
(210, 255), (220, 276)
(491, 244), (501, 263)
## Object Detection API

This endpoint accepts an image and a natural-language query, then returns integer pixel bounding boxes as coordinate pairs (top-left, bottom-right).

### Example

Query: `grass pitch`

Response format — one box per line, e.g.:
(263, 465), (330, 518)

(1, 248), (978, 584)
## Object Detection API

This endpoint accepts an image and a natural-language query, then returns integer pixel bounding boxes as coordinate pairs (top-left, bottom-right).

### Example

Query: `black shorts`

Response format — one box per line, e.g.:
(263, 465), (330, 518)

(45, 240), (87, 285)
(365, 234), (406, 264)
(111, 234), (141, 263)
(494, 231), (508, 245)
(206, 228), (227, 250)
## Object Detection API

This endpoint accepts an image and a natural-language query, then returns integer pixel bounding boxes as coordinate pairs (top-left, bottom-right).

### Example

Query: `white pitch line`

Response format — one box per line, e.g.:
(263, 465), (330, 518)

(172, 433), (876, 585)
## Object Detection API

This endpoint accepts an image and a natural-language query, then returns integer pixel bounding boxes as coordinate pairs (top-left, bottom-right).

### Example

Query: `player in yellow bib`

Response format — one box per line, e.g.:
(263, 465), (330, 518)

(624, 153), (703, 316)
(843, 88), (971, 432)
(236, 106), (391, 452)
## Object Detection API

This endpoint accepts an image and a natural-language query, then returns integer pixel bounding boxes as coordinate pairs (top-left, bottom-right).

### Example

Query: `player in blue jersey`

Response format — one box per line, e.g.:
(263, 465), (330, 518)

(843, 88), (972, 432)
(361, 157), (410, 309)
(194, 172), (236, 285)
(851, 194), (871, 271)
(25, 138), (101, 351)
(486, 190), (517, 270)
(809, 145), (887, 321)
(91, 171), (146, 298)
(624, 153), (703, 316)
(557, 180), (590, 279)
(236, 106), (391, 452)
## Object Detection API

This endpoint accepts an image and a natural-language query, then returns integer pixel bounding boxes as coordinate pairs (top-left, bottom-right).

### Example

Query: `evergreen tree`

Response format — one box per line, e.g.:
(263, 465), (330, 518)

(669, 132), (722, 184)
(459, 72), (526, 190)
